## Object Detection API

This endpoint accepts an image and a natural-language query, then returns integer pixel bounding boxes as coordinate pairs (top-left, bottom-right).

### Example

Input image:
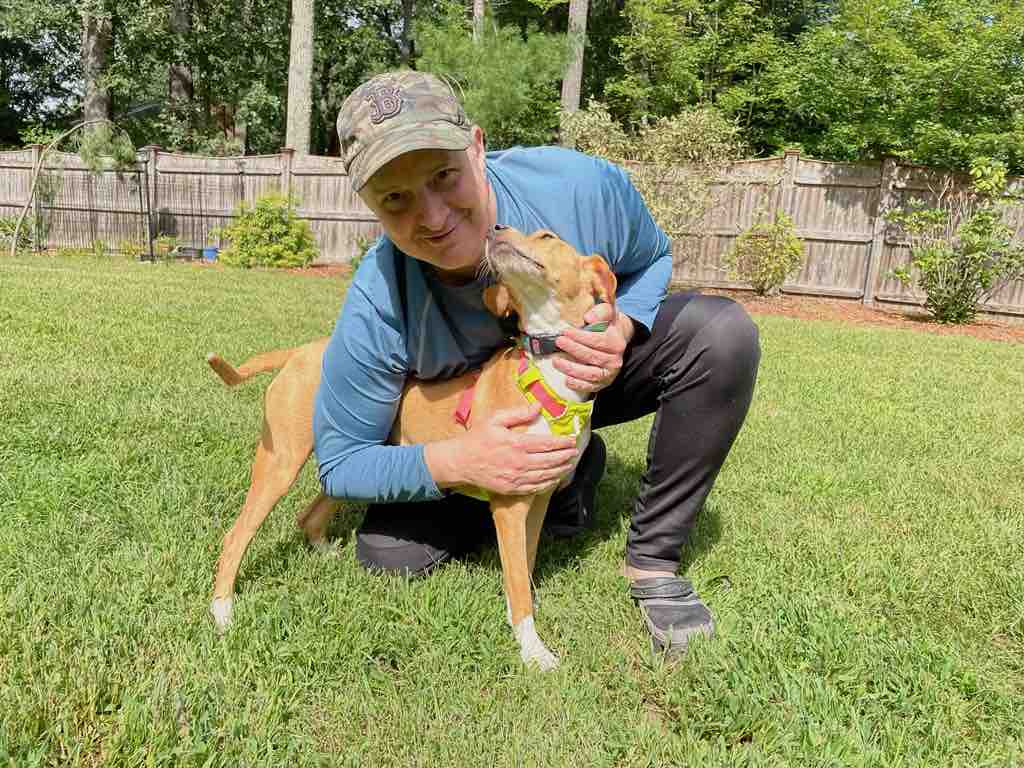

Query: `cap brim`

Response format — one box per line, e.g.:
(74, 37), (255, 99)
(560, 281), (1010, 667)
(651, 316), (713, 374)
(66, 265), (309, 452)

(349, 122), (472, 192)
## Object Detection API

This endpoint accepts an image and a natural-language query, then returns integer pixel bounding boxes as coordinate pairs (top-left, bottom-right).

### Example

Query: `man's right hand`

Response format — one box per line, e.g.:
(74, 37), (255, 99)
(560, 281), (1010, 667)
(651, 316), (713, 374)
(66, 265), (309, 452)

(425, 403), (579, 496)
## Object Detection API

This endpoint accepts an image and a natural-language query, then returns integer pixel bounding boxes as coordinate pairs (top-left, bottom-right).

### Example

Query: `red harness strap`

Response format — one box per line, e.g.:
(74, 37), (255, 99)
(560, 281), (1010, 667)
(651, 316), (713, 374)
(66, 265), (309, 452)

(453, 374), (479, 427)
(453, 353), (569, 427)
(517, 352), (566, 418)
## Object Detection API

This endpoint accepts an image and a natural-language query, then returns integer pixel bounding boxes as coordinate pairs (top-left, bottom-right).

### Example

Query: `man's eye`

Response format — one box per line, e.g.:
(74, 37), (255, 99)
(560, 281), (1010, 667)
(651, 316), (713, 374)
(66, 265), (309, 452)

(437, 168), (458, 184)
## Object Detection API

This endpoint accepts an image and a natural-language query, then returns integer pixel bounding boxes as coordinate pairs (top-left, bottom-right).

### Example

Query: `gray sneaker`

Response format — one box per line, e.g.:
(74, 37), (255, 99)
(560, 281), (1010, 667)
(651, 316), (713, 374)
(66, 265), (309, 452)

(630, 576), (714, 656)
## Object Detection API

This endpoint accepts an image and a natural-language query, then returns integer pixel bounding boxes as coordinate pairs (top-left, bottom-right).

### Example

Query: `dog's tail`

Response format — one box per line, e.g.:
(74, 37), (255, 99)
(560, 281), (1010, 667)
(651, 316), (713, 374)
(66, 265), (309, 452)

(206, 348), (299, 387)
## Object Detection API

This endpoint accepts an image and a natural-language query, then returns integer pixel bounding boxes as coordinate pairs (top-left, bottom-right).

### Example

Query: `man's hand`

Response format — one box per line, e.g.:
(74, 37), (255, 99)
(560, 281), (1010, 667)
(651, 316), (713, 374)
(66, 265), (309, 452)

(552, 303), (635, 395)
(425, 403), (578, 495)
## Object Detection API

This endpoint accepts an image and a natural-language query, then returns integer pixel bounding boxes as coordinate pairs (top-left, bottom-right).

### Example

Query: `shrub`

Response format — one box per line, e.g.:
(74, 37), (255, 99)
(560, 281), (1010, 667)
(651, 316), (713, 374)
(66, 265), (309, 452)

(215, 193), (317, 269)
(0, 215), (34, 252)
(887, 158), (1024, 324)
(724, 210), (805, 296)
(153, 234), (179, 257)
(562, 100), (749, 239)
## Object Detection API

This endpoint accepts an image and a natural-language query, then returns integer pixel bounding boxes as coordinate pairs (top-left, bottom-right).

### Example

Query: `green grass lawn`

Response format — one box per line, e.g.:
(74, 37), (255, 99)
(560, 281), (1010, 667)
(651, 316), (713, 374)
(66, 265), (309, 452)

(2, 253), (1022, 767)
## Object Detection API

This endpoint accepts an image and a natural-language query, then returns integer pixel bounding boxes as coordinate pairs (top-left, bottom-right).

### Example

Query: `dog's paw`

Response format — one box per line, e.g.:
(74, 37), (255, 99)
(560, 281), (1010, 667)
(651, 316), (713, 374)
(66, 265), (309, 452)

(309, 538), (341, 557)
(210, 597), (234, 633)
(514, 615), (560, 672)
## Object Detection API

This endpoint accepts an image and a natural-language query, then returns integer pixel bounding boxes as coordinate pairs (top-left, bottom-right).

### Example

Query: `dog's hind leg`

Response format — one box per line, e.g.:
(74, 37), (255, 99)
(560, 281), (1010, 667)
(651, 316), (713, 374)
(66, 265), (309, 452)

(492, 495), (559, 671)
(296, 493), (342, 552)
(211, 376), (314, 631)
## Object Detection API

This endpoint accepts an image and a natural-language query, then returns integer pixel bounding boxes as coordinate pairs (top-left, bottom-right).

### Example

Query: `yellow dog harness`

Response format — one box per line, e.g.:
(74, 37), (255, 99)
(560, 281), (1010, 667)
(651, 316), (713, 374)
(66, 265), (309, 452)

(452, 351), (595, 502)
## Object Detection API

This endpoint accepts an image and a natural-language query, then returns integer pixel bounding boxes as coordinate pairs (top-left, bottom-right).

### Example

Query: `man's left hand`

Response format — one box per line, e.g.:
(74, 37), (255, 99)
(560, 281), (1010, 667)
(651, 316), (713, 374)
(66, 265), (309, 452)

(553, 303), (635, 395)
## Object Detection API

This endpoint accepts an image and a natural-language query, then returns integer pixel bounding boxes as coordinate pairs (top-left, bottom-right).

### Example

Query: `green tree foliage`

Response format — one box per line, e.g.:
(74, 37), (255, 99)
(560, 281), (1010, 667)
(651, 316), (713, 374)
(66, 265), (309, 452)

(605, 0), (810, 128)
(0, 0), (404, 156)
(2, 0), (1022, 180)
(777, 0), (1024, 171)
(416, 3), (570, 149)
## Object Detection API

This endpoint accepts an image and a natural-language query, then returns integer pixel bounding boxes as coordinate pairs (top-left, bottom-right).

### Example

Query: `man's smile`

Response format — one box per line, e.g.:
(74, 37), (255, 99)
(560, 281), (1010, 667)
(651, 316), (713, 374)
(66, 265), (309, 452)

(422, 221), (460, 246)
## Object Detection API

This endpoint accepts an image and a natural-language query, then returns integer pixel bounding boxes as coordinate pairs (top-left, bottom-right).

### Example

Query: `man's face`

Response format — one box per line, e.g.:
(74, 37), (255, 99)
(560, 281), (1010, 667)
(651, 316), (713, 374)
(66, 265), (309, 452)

(359, 127), (494, 280)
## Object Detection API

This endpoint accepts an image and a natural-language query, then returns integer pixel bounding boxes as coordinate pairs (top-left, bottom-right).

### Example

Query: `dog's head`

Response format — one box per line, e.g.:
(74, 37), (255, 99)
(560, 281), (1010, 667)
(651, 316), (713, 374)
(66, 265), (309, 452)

(481, 226), (616, 334)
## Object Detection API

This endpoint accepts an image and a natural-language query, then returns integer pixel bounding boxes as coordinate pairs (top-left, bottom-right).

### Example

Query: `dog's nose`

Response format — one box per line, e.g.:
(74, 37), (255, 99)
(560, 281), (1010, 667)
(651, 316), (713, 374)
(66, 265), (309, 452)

(493, 224), (508, 231)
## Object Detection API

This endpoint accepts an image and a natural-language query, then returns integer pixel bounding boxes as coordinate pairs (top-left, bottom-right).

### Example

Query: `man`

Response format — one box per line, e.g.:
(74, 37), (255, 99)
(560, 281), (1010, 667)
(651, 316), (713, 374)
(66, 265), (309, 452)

(313, 70), (760, 655)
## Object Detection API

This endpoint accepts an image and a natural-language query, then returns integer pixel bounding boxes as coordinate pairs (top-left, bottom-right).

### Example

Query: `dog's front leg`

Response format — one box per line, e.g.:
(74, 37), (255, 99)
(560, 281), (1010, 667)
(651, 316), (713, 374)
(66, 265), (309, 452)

(491, 494), (559, 671)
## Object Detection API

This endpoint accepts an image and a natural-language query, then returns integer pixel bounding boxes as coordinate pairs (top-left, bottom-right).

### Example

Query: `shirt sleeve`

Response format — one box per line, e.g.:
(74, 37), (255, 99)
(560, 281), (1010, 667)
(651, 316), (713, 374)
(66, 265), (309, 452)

(598, 162), (672, 333)
(313, 282), (444, 502)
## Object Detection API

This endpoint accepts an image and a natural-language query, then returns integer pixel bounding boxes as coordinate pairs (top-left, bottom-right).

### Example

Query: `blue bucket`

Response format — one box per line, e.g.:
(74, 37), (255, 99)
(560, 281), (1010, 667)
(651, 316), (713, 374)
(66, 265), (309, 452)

(202, 247), (219, 262)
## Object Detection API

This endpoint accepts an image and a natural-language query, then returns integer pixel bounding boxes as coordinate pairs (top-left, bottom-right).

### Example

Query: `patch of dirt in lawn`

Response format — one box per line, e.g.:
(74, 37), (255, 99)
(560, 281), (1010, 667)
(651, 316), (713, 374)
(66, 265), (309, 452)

(287, 264), (352, 279)
(703, 288), (1024, 344)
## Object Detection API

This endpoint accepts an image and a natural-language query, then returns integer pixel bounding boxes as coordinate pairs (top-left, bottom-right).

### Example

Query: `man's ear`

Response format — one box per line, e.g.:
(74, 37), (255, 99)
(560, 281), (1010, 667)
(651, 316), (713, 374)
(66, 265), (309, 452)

(584, 255), (617, 305)
(483, 283), (513, 317)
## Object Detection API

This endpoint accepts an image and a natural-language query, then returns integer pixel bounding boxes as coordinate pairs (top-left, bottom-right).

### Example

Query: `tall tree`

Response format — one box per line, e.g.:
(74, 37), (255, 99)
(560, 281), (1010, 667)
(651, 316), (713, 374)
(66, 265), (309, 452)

(81, 10), (113, 123)
(472, 0), (485, 42)
(559, 0), (589, 131)
(168, 0), (193, 105)
(286, 0), (315, 155)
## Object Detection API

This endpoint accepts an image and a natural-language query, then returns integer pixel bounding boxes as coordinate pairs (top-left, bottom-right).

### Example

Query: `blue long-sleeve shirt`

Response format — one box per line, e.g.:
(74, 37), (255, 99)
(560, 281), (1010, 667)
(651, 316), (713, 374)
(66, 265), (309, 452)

(313, 146), (671, 502)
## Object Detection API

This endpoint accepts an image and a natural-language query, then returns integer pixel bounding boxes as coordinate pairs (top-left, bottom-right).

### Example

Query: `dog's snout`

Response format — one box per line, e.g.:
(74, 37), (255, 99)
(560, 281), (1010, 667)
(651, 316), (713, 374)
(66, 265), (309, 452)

(493, 224), (508, 232)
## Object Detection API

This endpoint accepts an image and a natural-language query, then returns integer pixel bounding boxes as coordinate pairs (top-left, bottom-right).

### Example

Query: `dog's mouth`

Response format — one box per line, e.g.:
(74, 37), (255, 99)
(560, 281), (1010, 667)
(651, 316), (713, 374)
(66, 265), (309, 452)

(481, 234), (546, 281)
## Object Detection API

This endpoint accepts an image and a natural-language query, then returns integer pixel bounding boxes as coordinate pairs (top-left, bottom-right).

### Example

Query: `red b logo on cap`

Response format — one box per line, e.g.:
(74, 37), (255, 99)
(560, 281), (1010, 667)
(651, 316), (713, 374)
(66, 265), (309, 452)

(366, 85), (402, 124)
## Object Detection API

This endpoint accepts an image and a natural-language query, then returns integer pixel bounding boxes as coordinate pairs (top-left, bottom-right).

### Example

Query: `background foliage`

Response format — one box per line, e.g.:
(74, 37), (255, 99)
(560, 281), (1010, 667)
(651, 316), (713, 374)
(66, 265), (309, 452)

(1, 0), (1021, 173)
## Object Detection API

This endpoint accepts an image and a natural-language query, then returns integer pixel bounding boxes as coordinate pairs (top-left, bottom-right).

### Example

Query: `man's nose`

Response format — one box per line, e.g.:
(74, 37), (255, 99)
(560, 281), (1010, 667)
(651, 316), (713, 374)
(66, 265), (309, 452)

(419, 188), (448, 229)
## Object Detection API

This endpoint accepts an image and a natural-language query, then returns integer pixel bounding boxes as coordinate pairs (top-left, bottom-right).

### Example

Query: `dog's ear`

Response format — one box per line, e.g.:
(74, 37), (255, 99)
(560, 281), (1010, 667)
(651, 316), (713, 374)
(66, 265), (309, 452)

(584, 255), (617, 305)
(483, 283), (513, 317)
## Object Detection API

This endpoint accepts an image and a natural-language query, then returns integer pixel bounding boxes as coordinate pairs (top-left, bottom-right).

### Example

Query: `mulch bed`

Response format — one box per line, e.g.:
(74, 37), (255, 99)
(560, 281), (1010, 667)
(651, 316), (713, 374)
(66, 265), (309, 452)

(287, 263), (1024, 345)
(703, 288), (1024, 344)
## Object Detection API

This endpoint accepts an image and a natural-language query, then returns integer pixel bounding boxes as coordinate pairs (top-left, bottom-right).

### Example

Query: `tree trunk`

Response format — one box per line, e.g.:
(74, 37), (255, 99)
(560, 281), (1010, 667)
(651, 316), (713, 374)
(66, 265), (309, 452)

(472, 0), (485, 42)
(559, 0), (589, 146)
(285, 0), (315, 156)
(400, 0), (415, 65)
(169, 0), (194, 105)
(81, 12), (113, 123)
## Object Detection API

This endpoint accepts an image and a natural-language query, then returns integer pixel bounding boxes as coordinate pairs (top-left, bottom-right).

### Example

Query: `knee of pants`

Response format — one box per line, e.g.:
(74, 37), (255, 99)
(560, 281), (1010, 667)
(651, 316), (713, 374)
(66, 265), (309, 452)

(672, 298), (761, 398)
(705, 300), (761, 376)
(355, 530), (451, 578)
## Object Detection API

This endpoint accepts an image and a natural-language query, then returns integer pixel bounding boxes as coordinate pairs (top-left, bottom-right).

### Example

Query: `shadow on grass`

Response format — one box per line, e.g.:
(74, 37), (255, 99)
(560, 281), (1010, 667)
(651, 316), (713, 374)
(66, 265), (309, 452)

(231, 502), (364, 590)
(230, 443), (724, 591)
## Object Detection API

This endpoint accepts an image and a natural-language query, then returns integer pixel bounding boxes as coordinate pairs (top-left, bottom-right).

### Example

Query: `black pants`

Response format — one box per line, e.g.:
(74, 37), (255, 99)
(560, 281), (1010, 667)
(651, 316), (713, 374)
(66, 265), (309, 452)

(355, 292), (761, 576)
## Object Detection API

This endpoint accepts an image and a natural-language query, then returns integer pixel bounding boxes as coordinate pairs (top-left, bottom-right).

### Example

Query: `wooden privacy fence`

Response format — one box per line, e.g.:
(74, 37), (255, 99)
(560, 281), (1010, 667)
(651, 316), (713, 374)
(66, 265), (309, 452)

(672, 150), (1024, 317)
(2, 146), (1022, 317)
(0, 145), (382, 263)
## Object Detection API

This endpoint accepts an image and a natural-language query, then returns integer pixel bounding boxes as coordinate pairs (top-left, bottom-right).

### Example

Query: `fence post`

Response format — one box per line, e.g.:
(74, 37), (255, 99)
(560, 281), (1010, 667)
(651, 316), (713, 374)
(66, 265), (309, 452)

(30, 143), (43, 252)
(781, 148), (800, 217)
(141, 145), (160, 261)
(280, 147), (294, 198)
(863, 157), (898, 306)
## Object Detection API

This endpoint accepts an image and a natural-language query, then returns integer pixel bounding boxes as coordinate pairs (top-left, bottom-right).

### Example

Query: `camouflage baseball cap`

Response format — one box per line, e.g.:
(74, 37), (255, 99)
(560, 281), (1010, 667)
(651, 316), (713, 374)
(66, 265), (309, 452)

(337, 71), (472, 192)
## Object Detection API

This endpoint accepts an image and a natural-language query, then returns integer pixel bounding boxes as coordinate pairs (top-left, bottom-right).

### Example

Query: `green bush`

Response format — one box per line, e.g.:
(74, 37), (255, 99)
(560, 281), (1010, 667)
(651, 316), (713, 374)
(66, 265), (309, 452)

(561, 100), (748, 239)
(1, 215), (35, 252)
(724, 210), (805, 296)
(215, 193), (317, 269)
(888, 159), (1024, 324)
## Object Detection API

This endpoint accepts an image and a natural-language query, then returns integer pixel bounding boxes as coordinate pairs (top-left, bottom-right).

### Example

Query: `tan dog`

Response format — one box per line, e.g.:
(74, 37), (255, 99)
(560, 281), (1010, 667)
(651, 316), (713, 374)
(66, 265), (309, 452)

(207, 227), (617, 669)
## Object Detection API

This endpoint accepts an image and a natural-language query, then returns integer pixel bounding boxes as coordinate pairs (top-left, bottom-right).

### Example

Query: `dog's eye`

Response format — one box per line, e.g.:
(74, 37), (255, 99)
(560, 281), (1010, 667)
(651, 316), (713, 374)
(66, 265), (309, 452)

(539, 232), (556, 240)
